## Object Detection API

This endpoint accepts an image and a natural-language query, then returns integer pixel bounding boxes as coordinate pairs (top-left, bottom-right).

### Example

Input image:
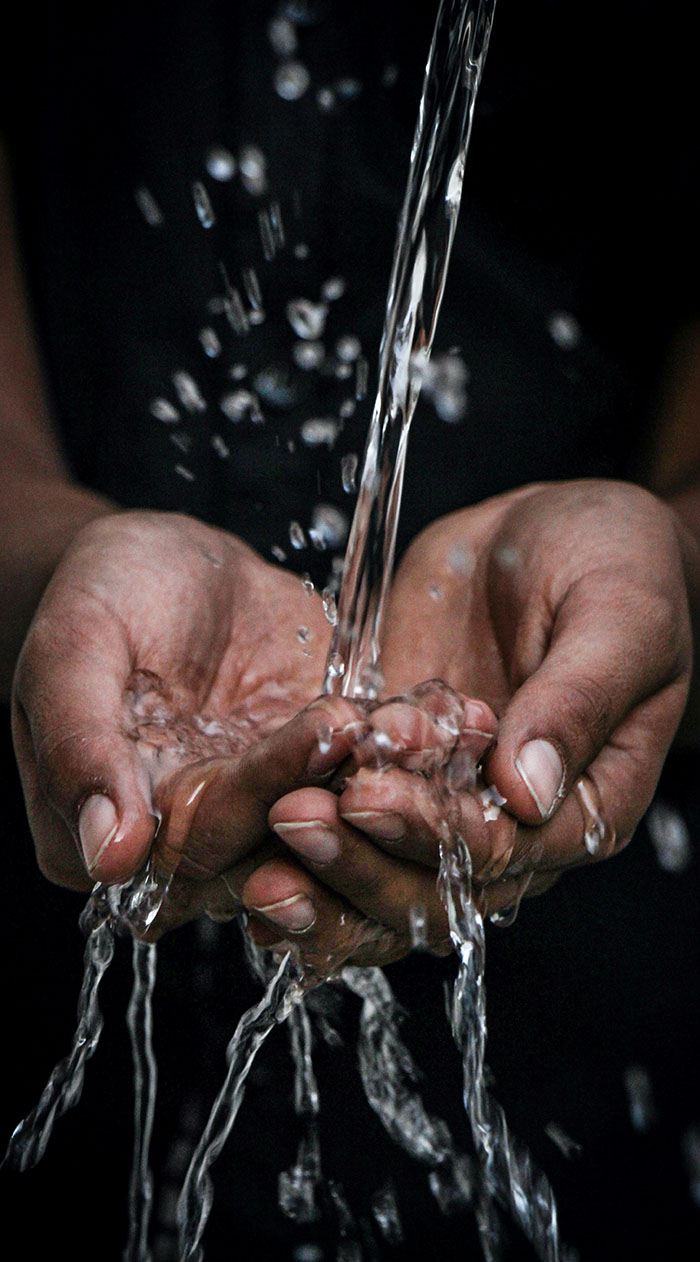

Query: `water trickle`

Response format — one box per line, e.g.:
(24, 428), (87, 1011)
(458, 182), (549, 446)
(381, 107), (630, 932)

(124, 940), (158, 1262)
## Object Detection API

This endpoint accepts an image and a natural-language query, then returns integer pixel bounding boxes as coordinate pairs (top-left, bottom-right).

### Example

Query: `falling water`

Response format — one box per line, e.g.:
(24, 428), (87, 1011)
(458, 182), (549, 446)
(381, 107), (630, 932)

(325, 0), (496, 700)
(124, 940), (158, 1262)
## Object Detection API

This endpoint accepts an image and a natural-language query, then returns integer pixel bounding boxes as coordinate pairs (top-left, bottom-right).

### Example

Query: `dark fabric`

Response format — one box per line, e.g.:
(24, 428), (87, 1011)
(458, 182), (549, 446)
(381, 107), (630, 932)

(2, 2), (700, 1259)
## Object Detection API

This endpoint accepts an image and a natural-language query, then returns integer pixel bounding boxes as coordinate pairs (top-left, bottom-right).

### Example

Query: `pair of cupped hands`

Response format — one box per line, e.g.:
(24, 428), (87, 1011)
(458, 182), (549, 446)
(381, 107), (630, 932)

(12, 479), (697, 974)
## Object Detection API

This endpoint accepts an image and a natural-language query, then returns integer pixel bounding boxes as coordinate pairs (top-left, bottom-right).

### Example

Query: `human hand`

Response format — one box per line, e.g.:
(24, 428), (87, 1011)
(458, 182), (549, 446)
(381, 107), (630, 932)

(12, 510), (365, 928)
(256, 480), (698, 958)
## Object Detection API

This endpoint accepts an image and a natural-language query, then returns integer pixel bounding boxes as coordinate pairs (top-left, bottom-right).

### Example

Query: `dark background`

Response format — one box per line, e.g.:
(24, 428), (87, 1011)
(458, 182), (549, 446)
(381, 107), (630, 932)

(2, 1), (700, 1257)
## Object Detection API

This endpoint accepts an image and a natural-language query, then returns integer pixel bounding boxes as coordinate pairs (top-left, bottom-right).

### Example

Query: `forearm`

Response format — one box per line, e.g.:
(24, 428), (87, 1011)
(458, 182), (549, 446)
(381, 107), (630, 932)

(0, 138), (113, 696)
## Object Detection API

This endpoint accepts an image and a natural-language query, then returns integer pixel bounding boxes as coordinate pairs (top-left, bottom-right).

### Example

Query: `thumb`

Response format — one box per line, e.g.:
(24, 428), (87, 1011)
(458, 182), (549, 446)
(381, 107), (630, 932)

(13, 597), (156, 888)
(483, 575), (685, 825)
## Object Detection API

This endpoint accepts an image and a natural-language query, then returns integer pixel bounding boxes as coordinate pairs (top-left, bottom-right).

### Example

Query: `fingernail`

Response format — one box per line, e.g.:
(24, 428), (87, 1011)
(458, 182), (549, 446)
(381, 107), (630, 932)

(78, 794), (119, 873)
(516, 740), (564, 819)
(341, 810), (406, 841)
(273, 820), (340, 865)
(251, 894), (316, 932)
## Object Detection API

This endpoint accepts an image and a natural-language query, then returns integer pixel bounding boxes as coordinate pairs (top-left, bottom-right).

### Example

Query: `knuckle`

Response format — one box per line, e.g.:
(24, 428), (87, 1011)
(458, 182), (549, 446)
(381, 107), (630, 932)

(560, 675), (613, 749)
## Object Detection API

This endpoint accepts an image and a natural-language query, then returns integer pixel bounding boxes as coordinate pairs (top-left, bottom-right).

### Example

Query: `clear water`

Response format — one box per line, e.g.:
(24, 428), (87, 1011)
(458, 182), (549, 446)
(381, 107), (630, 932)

(4, 2), (567, 1258)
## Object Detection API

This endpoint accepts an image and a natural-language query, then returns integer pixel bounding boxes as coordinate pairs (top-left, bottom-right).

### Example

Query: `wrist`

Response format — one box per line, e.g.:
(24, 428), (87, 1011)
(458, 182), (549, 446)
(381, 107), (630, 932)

(0, 472), (114, 698)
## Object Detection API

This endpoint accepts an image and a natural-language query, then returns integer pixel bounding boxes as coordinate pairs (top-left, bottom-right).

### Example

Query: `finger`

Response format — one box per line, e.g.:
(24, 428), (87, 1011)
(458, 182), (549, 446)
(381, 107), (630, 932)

(484, 572), (687, 824)
(13, 602), (157, 886)
(268, 787), (449, 949)
(153, 696), (367, 880)
(355, 687), (496, 773)
(241, 856), (400, 979)
(477, 870), (560, 921)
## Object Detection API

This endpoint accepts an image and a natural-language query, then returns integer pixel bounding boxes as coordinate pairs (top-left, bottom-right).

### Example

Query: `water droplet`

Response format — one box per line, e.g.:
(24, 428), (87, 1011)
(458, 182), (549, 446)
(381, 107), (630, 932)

(293, 340), (325, 370)
(544, 1122), (582, 1160)
(409, 903), (428, 950)
(321, 588), (337, 626)
(239, 145), (268, 197)
(547, 311), (581, 350)
(267, 15), (298, 57)
(220, 389), (263, 423)
(204, 144), (237, 181)
(341, 453), (358, 493)
(254, 364), (297, 409)
(289, 521), (307, 550)
(301, 574), (315, 595)
(199, 327), (221, 358)
(223, 288), (250, 337)
(210, 434), (230, 459)
(192, 181), (216, 229)
(294, 242), (310, 260)
(150, 398), (180, 423)
(286, 298), (328, 340)
(301, 418), (340, 448)
(355, 356), (369, 400)
(429, 583), (444, 601)
(419, 351), (469, 422)
(321, 276), (346, 302)
(174, 464), (195, 482)
(480, 785), (506, 823)
(297, 625), (312, 644)
(447, 543), (475, 577)
(274, 61), (311, 101)
(682, 1127), (700, 1207)
(271, 544), (287, 563)
(326, 652), (345, 679)
(333, 361), (353, 380)
(646, 801), (692, 873)
(317, 723), (332, 755)
(170, 431), (192, 454)
(339, 399), (356, 419)
(134, 186), (163, 226)
(316, 86), (336, 112)
(172, 371), (207, 413)
(308, 504), (348, 551)
(242, 267), (263, 311)
(229, 363), (248, 380)
(335, 335), (361, 364)
(623, 1065), (656, 1132)
(335, 77), (362, 101)
(381, 64), (399, 88)
(371, 1181), (402, 1245)
(495, 543), (520, 570)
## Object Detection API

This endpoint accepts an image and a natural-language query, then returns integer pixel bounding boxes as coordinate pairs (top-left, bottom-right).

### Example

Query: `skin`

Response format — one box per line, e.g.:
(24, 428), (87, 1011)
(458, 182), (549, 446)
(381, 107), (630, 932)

(3, 139), (700, 979)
